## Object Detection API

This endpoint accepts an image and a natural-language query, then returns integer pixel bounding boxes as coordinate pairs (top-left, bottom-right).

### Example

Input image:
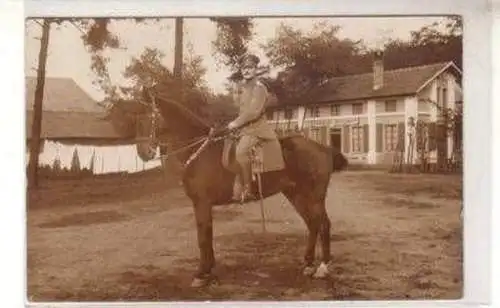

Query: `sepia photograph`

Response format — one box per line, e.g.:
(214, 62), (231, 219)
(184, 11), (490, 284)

(25, 14), (464, 302)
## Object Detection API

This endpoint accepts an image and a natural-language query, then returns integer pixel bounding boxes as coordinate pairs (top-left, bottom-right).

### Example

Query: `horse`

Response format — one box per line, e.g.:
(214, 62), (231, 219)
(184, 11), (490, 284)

(137, 86), (348, 288)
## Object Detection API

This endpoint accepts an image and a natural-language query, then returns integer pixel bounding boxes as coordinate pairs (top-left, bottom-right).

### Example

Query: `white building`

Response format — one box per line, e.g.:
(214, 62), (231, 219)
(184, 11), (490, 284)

(266, 56), (463, 167)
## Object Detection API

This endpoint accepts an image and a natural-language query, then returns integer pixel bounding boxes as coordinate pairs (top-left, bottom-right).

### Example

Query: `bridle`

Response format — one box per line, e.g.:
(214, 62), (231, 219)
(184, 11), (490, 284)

(137, 88), (227, 168)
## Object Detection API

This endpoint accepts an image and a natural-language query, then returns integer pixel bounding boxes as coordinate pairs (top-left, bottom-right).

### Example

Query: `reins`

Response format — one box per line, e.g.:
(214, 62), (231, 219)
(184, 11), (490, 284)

(134, 87), (253, 167)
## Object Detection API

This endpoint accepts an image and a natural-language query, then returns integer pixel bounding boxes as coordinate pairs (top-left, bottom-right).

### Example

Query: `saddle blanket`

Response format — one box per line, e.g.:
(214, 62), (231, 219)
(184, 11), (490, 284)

(222, 137), (285, 174)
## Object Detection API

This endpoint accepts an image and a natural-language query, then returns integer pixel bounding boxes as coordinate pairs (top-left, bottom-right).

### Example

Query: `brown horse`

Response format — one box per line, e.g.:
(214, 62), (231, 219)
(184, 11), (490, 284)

(139, 87), (348, 287)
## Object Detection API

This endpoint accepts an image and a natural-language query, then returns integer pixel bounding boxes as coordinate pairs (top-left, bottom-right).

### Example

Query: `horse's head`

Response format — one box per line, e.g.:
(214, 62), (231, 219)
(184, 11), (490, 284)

(134, 87), (165, 161)
(136, 86), (214, 157)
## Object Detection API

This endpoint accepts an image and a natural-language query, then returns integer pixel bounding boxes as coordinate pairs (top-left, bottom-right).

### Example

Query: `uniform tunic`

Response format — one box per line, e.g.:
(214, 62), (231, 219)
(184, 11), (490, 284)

(232, 79), (277, 164)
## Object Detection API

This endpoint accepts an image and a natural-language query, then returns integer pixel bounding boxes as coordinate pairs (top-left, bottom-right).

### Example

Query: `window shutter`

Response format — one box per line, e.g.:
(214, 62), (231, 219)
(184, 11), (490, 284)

(428, 122), (437, 151)
(363, 124), (369, 153)
(343, 126), (350, 153)
(320, 126), (327, 145)
(396, 122), (405, 151)
(376, 123), (383, 152)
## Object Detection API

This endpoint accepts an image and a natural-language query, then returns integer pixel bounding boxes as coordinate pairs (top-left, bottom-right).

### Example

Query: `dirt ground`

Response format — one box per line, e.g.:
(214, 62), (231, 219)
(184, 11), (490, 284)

(26, 170), (463, 302)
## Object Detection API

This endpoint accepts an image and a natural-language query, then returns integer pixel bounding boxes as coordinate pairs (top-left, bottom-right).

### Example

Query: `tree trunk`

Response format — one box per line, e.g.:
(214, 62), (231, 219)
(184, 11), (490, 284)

(173, 17), (183, 80)
(161, 17), (184, 173)
(27, 19), (51, 189)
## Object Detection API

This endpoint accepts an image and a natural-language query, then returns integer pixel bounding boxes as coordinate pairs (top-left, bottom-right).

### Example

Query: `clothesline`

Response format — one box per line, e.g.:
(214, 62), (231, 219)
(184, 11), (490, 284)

(26, 140), (162, 174)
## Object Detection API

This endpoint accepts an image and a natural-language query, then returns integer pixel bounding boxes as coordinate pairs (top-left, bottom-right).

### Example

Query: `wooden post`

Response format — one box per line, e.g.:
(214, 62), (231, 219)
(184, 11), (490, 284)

(28, 19), (51, 189)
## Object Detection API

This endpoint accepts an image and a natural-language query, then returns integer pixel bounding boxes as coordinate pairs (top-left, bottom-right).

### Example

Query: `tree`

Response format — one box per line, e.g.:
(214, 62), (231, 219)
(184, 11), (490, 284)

(27, 17), (123, 188)
(378, 16), (463, 71)
(106, 43), (212, 136)
(27, 18), (51, 189)
(261, 22), (365, 102)
(211, 17), (254, 72)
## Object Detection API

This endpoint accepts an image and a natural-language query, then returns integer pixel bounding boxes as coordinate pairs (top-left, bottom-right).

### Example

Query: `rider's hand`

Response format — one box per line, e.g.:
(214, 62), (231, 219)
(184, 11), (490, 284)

(227, 121), (238, 130)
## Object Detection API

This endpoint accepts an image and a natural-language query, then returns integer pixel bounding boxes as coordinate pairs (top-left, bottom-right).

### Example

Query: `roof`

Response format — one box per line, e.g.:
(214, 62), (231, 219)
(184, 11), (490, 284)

(269, 61), (462, 108)
(25, 77), (130, 141)
(25, 111), (131, 142)
(26, 76), (106, 113)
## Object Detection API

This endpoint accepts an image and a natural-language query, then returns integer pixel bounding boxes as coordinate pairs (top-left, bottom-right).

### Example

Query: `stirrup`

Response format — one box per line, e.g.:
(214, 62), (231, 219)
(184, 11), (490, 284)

(239, 186), (255, 204)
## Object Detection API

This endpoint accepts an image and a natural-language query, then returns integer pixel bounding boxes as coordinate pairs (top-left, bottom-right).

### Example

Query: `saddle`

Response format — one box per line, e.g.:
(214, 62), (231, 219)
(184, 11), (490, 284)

(221, 135), (285, 177)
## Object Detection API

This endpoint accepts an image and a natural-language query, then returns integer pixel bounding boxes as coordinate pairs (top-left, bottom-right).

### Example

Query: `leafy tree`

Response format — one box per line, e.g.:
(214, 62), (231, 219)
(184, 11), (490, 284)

(106, 44), (213, 134)
(210, 17), (254, 72)
(380, 16), (462, 70)
(27, 17), (122, 188)
(260, 17), (462, 103)
(261, 22), (365, 101)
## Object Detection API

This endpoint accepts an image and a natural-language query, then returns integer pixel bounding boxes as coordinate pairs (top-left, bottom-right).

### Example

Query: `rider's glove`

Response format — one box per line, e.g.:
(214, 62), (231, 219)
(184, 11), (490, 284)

(227, 121), (238, 130)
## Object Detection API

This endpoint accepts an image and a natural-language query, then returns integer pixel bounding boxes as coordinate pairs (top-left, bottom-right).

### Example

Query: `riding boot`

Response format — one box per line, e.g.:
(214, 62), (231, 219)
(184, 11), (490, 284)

(240, 162), (255, 204)
(231, 174), (243, 201)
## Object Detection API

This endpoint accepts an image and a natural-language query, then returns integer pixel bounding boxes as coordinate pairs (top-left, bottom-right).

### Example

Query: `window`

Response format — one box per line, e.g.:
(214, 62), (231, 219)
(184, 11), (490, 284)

(330, 104), (340, 116)
(309, 106), (320, 118)
(385, 100), (397, 112)
(266, 110), (274, 120)
(352, 103), (363, 115)
(384, 124), (398, 151)
(436, 86), (441, 107)
(351, 126), (364, 152)
(310, 128), (321, 142)
(284, 108), (293, 119)
(442, 88), (448, 109)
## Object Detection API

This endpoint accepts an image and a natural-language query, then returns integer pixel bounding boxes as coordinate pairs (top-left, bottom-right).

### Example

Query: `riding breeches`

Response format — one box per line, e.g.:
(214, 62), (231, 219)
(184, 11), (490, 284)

(235, 135), (260, 165)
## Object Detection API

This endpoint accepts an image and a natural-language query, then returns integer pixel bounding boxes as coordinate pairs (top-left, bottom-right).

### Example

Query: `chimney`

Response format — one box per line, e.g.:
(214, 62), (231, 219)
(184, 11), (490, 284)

(373, 50), (384, 90)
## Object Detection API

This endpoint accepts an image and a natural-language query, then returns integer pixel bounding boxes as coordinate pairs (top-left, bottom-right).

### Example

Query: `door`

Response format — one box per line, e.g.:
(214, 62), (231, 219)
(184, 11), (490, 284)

(330, 128), (342, 150)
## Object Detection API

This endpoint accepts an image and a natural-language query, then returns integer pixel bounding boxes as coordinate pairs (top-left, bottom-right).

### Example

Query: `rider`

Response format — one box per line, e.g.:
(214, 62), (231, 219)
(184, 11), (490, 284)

(227, 54), (279, 202)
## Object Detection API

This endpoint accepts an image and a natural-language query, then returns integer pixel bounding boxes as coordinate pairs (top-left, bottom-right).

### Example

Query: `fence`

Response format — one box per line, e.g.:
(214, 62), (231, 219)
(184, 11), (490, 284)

(391, 102), (462, 174)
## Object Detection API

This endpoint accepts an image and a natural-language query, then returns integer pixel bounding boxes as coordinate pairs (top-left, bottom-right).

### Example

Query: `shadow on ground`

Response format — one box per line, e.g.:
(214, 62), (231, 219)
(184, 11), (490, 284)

(34, 232), (370, 301)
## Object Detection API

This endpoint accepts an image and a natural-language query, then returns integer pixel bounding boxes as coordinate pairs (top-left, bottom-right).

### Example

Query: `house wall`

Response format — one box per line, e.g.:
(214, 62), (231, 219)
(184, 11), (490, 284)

(417, 70), (461, 163)
(26, 140), (162, 174)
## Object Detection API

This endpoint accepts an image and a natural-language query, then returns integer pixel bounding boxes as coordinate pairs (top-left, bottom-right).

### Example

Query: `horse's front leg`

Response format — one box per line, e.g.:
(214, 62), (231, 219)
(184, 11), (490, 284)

(191, 201), (216, 288)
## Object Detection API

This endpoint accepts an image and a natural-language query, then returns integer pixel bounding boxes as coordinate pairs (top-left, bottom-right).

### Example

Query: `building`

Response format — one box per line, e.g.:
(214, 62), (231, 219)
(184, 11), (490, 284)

(25, 76), (162, 174)
(266, 55), (463, 166)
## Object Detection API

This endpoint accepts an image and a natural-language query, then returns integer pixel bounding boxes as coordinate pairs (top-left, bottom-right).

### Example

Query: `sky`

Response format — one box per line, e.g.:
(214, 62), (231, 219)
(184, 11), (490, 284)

(24, 16), (449, 102)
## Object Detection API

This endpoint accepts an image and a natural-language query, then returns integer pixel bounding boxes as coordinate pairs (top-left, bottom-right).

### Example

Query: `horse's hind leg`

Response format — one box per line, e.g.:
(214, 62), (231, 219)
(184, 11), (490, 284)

(314, 200), (332, 279)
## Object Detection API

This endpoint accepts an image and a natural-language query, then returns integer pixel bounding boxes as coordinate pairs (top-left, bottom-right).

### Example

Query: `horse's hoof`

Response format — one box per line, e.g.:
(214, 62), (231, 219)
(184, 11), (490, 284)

(191, 277), (208, 288)
(303, 265), (316, 277)
(313, 262), (330, 279)
(191, 275), (219, 288)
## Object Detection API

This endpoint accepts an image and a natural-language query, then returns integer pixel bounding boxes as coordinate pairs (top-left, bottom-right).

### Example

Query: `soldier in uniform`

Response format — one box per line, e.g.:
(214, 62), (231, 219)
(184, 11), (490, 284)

(227, 54), (280, 202)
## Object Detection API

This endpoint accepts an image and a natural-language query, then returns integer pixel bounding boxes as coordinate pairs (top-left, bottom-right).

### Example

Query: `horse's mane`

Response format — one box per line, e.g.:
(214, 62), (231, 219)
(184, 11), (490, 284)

(154, 92), (210, 128)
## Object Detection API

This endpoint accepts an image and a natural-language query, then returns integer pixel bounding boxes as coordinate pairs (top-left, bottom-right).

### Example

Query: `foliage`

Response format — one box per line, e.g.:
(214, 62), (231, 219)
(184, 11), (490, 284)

(261, 22), (365, 101)
(28, 18), (124, 100)
(106, 44), (214, 133)
(260, 17), (462, 103)
(376, 16), (463, 71)
(210, 17), (254, 71)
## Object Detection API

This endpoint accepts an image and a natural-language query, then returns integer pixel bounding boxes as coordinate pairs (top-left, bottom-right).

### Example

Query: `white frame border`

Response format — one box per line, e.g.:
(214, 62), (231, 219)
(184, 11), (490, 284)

(0, 0), (494, 307)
